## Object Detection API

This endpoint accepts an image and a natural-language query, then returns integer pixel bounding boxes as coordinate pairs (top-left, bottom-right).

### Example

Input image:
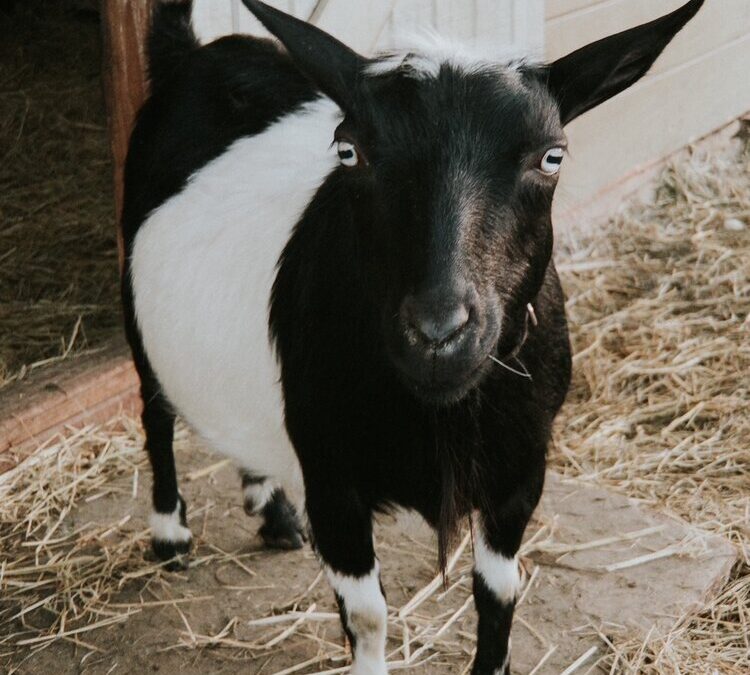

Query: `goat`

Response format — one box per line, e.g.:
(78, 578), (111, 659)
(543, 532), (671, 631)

(121, 2), (704, 673)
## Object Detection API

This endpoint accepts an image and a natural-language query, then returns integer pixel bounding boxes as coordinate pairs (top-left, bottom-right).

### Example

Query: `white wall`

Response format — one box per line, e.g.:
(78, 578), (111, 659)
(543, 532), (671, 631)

(547, 0), (750, 211)
(191, 0), (544, 57)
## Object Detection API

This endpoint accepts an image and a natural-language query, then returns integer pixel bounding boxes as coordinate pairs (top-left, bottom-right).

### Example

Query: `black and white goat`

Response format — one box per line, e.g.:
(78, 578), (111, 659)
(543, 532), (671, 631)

(121, 2), (703, 673)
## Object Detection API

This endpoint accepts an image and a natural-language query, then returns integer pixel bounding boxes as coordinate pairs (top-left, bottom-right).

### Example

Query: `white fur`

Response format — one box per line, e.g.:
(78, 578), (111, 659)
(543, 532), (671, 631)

(366, 29), (530, 80)
(150, 502), (192, 543)
(473, 527), (520, 605)
(131, 97), (342, 515)
(243, 478), (276, 513)
(326, 563), (388, 675)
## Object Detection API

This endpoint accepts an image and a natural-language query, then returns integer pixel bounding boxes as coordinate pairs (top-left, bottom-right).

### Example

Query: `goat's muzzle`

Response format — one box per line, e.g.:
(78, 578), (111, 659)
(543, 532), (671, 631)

(390, 282), (500, 405)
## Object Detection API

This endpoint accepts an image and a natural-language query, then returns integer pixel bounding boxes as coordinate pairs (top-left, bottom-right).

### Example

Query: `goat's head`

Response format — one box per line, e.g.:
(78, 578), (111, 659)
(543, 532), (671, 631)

(244, 0), (703, 405)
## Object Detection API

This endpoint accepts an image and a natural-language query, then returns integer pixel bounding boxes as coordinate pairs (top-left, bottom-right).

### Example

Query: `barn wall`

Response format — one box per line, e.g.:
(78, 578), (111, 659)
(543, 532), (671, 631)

(193, 0), (545, 56)
(546, 0), (750, 212)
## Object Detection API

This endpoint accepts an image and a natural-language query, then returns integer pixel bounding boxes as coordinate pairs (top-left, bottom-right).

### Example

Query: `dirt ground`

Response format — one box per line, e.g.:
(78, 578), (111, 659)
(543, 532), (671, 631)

(0, 425), (735, 675)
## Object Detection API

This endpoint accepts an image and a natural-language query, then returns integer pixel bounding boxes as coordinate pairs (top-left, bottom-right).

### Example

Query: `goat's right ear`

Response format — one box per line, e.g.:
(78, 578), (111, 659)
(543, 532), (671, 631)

(241, 0), (367, 112)
(546, 0), (704, 125)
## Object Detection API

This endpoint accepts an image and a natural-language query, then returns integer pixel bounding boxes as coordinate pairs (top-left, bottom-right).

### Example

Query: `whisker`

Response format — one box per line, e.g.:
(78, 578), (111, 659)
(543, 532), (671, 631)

(488, 354), (533, 380)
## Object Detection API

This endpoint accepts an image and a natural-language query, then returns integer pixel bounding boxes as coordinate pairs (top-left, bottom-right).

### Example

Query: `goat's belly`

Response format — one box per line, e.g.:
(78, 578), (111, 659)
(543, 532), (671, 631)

(131, 204), (301, 498)
(129, 99), (340, 506)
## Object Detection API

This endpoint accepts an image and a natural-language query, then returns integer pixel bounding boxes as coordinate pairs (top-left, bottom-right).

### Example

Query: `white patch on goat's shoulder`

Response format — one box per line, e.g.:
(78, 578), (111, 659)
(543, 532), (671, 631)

(243, 478), (276, 514)
(366, 29), (533, 80)
(326, 562), (388, 675)
(150, 503), (192, 543)
(131, 97), (341, 514)
(473, 527), (520, 605)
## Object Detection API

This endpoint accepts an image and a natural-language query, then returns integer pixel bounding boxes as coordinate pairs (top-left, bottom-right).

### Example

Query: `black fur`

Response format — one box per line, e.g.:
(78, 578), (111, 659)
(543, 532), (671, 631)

(122, 1), (704, 671)
(258, 489), (305, 551)
(472, 572), (513, 675)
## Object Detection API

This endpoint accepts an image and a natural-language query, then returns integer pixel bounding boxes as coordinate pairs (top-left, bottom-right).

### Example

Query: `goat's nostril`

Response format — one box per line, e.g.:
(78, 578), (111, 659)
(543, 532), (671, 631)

(410, 304), (470, 346)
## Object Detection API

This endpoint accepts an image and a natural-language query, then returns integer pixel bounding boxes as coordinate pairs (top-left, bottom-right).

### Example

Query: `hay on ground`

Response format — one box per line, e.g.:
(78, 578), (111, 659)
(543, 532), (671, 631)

(551, 128), (750, 673)
(0, 0), (119, 389)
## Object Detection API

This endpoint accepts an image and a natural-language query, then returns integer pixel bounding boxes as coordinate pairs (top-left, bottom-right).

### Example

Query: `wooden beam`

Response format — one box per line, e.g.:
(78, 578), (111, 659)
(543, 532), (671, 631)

(100, 0), (155, 271)
(0, 346), (140, 473)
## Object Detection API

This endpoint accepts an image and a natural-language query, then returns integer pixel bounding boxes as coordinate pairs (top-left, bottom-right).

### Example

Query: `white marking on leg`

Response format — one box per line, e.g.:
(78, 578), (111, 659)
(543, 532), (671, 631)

(242, 478), (276, 514)
(325, 562), (388, 675)
(150, 501), (191, 544)
(473, 527), (520, 605)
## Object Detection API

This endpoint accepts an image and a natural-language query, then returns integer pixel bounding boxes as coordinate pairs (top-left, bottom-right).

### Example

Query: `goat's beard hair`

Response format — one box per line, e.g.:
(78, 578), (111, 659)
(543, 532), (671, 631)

(431, 391), (488, 578)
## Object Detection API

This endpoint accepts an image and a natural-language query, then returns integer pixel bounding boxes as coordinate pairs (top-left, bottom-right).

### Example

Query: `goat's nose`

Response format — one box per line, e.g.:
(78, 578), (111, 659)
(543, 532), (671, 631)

(413, 305), (470, 345)
(401, 292), (474, 347)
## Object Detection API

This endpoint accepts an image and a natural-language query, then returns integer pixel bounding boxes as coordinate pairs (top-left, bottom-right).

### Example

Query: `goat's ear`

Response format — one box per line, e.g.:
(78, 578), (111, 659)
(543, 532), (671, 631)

(547, 0), (704, 125)
(241, 0), (366, 111)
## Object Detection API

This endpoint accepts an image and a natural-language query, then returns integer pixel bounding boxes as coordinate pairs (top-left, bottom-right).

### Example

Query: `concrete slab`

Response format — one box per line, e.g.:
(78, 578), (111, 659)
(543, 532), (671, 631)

(510, 474), (737, 673)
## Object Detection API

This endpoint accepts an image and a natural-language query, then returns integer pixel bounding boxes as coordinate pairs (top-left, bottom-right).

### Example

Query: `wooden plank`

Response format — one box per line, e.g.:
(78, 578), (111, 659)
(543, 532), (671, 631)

(377, 0), (544, 55)
(0, 345), (140, 470)
(545, 0), (607, 21)
(546, 0), (750, 75)
(475, 0), (515, 46)
(234, 0), (318, 37)
(192, 0), (234, 43)
(510, 0), (545, 56)
(101, 0), (155, 271)
(434, 0), (475, 42)
(311, 0), (397, 54)
(377, 0), (434, 51)
(556, 32), (750, 208)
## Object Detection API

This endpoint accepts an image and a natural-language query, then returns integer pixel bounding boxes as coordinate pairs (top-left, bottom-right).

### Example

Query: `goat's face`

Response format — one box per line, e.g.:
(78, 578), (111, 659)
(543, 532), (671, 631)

(243, 0), (705, 404)
(340, 66), (563, 403)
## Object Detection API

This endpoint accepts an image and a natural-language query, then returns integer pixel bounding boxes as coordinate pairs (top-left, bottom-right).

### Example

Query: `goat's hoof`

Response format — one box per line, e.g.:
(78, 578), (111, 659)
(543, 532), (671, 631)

(257, 488), (305, 550)
(259, 520), (305, 550)
(151, 537), (192, 570)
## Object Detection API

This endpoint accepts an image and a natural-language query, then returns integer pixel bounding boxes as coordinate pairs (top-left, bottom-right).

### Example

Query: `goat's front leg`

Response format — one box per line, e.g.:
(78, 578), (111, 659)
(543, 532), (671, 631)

(472, 488), (540, 675)
(306, 486), (387, 675)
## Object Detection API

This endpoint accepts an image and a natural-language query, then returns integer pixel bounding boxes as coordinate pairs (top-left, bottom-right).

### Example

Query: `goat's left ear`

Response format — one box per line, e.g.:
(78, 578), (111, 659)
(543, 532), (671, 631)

(547, 0), (704, 125)
(241, 0), (367, 112)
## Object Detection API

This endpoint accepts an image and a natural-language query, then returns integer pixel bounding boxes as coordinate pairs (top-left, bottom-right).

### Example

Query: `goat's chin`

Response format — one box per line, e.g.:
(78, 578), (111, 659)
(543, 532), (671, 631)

(398, 359), (492, 408)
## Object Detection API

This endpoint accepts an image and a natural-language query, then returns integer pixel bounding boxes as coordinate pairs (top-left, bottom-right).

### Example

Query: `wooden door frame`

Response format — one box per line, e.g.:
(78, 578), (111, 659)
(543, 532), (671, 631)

(101, 0), (155, 270)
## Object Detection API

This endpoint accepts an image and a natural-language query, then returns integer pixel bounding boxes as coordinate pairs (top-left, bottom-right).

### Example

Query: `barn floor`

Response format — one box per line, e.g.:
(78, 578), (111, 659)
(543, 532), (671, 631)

(1, 127), (748, 673)
(0, 429), (735, 675)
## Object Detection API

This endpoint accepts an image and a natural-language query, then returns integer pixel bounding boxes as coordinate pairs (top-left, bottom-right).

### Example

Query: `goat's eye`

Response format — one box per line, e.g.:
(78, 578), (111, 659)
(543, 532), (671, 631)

(337, 140), (359, 167)
(539, 147), (564, 175)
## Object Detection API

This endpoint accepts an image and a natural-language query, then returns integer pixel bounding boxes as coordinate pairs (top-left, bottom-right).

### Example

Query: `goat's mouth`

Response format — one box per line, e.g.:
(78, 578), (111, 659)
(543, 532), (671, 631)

(400, 357), (492, 407)
(386, 303), (502, 406)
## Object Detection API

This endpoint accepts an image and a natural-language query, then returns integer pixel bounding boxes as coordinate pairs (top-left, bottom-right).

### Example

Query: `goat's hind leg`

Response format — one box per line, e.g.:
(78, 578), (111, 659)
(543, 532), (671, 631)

(124, 278), (191, 568)
(142, 381), (192, 569)
(240, 471), (304, 550)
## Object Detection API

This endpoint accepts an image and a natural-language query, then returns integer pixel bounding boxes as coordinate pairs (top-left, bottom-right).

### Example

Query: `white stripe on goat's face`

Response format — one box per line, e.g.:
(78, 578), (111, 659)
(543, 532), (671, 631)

(326, 563), (388, 675)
